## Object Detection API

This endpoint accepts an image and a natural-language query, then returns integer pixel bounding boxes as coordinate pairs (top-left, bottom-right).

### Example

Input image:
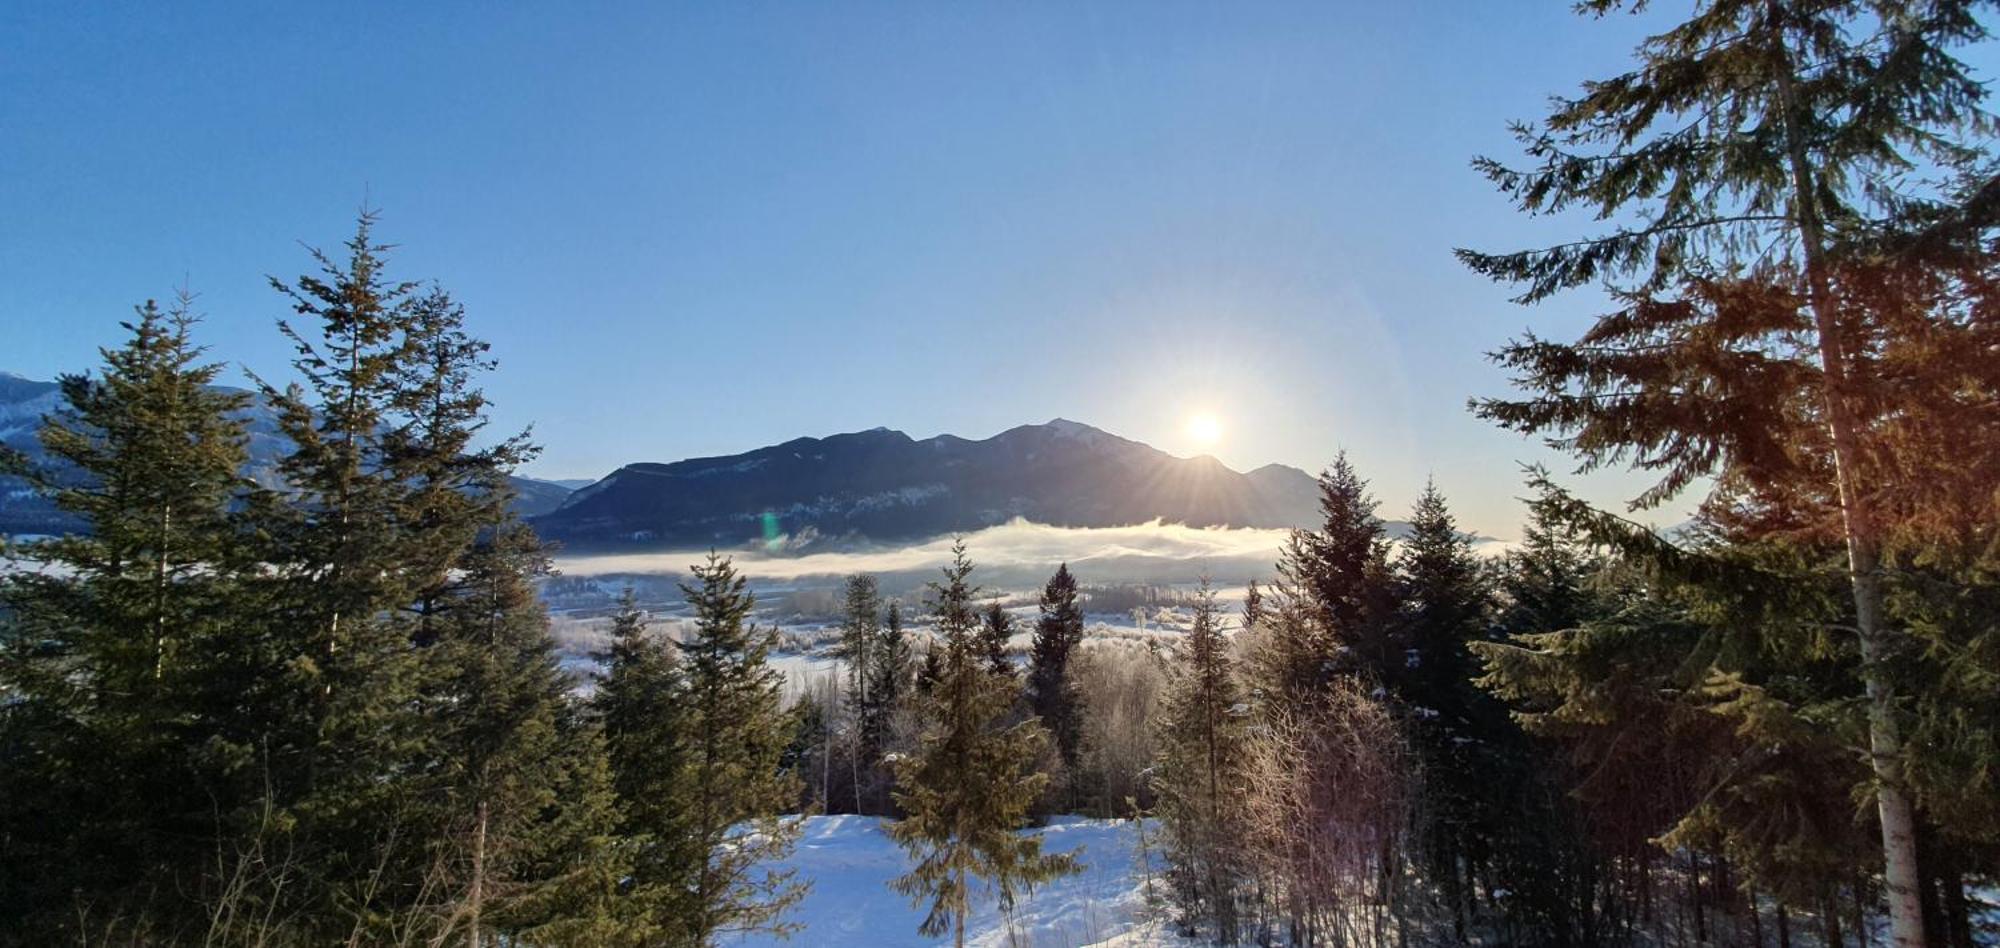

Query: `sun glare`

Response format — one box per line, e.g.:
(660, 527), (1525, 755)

(1185, 411), (1223, 448)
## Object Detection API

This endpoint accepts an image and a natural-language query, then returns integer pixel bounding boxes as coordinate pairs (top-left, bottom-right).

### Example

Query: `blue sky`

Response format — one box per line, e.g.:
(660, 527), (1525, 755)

(2, 3), (1845, 536)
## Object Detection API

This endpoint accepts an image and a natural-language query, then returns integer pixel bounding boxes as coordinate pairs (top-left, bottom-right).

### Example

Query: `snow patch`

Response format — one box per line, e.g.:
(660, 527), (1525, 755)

(721, 815), (1177, 948)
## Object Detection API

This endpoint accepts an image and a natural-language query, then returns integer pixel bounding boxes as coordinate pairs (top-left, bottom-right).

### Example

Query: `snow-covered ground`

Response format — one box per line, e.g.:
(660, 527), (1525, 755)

(723, 815), (1181, 948)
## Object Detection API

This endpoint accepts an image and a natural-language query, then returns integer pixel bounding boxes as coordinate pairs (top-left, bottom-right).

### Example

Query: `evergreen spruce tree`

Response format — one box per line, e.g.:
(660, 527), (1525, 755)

(1458, 5), (2000, 940)
(592, 587), (702, 942)
(383, 288), (530, 647)
(916, 640), (944, 695)
(1153, 579), (1247, 943)
(979, 601), (1016, 679)
(677, 552), (806, 944)
(1240, 579), (1264, 633)
(1256, 453), (1397, 711)
(838, 573), (882, 725)
(239, 212), (441, 934)
(426, 522), (622, 946)
(837, 574), (883, 812)
(1026, 563), (1087, 771)
(859, 597), (912, 806)
(1393, 481), (1518, 938)
(0, 297), (252, 938)
(889, 541), (1080, 948)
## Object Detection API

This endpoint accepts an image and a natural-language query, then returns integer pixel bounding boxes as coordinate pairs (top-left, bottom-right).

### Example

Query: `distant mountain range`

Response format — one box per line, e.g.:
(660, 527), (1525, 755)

(0, 372), (574, 535)
(533, 419), (1336, 549)
(4, 371), (1357, 548)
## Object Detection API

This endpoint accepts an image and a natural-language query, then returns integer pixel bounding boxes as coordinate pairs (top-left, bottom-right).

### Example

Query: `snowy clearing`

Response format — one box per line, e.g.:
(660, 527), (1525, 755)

(721, 815), (1183, 948)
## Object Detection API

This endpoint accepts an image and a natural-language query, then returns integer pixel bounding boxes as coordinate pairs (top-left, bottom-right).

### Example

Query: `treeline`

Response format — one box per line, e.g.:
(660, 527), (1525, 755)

(0, 219), (812, 946)
(1142, 458), (1997, 946)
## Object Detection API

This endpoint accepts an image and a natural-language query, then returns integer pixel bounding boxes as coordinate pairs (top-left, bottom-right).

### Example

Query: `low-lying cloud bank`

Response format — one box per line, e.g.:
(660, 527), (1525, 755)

(551, 518), (1297, 589)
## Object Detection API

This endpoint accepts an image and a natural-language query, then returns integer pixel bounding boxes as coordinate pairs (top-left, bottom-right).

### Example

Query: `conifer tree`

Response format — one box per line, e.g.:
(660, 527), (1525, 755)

(979, 601), (1016, 679)
(1459, 5), (1999, 940)
(838, 574), (882, 718)
(1153, 579), (1247, 943)
(860, 598), (911, 776)
(1241, 579), (1264, 632)
(916, 637), (944, 695)
(425, 522), (621, 946)
(0, 297), (252, 938)
(383, 288), (530, 647)
(236, 212), (443, 933)
(1256, 454), (1396, 711)
(676, 552), (806, 945)
(1026, 563), (1087, 771)
(889, 541), (1079, 948)
(592, 587), (701, 940)
(1393, 482), (1516, 937)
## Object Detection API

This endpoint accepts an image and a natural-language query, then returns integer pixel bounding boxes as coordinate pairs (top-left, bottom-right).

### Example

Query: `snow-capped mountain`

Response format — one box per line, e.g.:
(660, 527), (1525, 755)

(0, 372), (574, 535)
(533, 419), (1330, 548)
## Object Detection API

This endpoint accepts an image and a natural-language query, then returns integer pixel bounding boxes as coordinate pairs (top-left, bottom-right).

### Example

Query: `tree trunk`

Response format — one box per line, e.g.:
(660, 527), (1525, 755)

(1767, 10), (1925, 944)
(467, 800), (488, 948)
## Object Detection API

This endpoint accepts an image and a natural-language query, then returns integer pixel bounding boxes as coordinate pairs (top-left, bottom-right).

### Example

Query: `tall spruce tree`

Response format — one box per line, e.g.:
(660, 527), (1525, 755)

(238, 212), (443, 935)
(425, 522), (621, 946)
(979, 601), (1015, 679)
(889, 541), (1079, 948)
(1458, 5), (1998, 940)
(0, 297), (252, 939)
(858, 597), (912, 810)
(1026, 563), (1086, 771)
(1153, 579), (1247, 943)
(593, 587), (702, 942)
(838, 574), (882, 720)
(837, 574), (883, 812)
(677, 553), (806, 945)
(1257, 454), (1397, 711)
(1393, 482), (1518, 938)
(383, 288), (530, 647)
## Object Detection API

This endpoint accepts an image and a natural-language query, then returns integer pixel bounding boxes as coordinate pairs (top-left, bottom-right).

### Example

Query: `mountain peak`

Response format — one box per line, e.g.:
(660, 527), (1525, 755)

(1042, 417), (1109, 444)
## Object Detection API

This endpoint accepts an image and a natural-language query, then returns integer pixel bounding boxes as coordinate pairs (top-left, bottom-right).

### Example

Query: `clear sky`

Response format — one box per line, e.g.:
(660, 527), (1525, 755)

(2, 3), (1851, 537)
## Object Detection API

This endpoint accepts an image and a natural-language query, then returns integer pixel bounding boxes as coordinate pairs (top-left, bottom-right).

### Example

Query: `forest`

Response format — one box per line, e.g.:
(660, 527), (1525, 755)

(4, 1), (2000, 946)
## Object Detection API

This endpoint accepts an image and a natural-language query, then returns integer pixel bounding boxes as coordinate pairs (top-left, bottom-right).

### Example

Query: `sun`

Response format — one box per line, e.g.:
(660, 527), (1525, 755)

(1185, 411), (1223, 448)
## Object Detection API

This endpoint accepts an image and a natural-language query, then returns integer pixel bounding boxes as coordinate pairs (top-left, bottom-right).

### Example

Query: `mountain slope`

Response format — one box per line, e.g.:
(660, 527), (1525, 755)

(534, 419), (1328, 548)
(0, 372), (570, 533)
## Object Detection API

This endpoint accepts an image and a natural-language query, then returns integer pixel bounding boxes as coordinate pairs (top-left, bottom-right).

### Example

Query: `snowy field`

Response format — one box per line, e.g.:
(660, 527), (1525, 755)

(721, 815), (1180, 948)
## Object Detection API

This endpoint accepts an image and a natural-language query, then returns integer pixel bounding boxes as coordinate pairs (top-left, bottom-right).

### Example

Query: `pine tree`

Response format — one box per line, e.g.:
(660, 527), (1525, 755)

(425, 522), (621, 945)
(1026, 563), (1087, 771)
(1393, 481), (1515, 938)
(979, 601), (1016, 679)
(231, 212), (444, 935)
(859, 598), (912, 798)
(836, 575), (883, 812)
(1458, 6), (1999, 940)
(677, 552), (806, 945)
(0, 296), (252, 938)
(889, 540), (1080, 948)
(916, 640), (944, 695)
(1153, 579), (1248, 943)
(838, 574), (882, 715)
(592, 587), (702, 942)
(383, 288), (531, 648)
(1256, 454), (1396, 711)
(1241, 579), (1264, 632)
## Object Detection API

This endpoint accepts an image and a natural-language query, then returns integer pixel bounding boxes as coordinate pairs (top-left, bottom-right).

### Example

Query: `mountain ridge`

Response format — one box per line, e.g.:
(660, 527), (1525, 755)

(533, 418), (1337, 549)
